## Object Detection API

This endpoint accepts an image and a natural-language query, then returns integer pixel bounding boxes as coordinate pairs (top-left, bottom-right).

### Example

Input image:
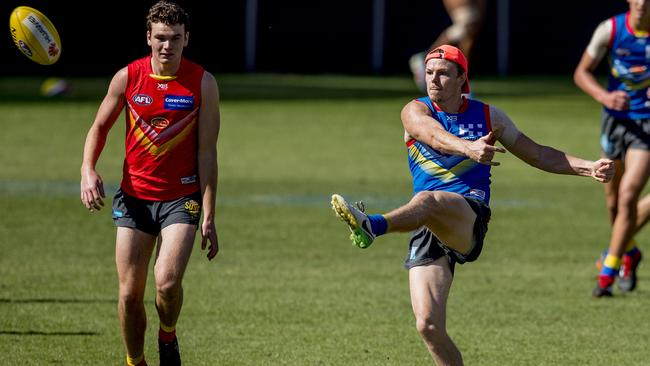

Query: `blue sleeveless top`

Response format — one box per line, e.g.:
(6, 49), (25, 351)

(607, 12), (650, 119)
(407, 97), (492, 204)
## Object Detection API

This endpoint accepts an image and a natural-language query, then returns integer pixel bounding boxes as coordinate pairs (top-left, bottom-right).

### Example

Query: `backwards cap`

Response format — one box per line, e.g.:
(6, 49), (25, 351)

(424, 45), (470, 93)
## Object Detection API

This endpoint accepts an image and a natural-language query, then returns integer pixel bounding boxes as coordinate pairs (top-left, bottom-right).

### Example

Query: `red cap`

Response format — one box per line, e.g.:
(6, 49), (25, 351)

(424, 45), (470, 93)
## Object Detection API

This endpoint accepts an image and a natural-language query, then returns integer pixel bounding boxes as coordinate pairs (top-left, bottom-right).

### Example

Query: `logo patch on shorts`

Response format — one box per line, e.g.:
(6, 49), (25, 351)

(469, 189), (486, 200)
(601, 135), (614, 156)
(409, 247), (418, 260)
(112, 210), (124, 218)
(184, 200), (200, 217)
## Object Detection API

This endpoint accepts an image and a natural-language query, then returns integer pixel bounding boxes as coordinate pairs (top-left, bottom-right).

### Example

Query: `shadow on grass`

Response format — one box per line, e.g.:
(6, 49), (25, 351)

(0, 330), (100, 336)
(0, 298), (116, 304)
(0, 298), (157, 304)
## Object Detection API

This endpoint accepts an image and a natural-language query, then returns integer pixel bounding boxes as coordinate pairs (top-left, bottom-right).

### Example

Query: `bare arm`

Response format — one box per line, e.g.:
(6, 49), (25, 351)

(400, 100), (506, 165)
(491, 105), (615, 182)
(198, 71), (221, 261)
(80, 67), (127, 211)
(574, 19), (629, 111)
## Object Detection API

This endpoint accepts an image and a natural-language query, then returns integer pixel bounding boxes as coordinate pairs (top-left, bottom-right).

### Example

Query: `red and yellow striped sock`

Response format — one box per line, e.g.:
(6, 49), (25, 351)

(126, 353), (145, 366)
(159, 323), (176, 343)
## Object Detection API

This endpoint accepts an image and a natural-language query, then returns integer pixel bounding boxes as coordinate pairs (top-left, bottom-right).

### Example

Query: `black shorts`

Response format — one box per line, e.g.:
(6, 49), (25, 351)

(112, 188), (202, 236)
(403, 197), (491, 272)
(600, 111), (650, 160)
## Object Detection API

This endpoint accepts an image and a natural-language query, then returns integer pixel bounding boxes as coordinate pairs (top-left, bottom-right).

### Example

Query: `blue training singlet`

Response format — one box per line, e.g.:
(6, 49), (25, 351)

(407, 97), (492, 203)
(607, 12), (650, 119)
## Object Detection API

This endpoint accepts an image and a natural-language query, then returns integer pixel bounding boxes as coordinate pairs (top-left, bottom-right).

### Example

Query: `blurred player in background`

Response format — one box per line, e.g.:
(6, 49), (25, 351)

(332, 45), (614, 365)
(409, 0), (487, 92)
(80, 1), (220, 365)
(574, 0), (650, 297)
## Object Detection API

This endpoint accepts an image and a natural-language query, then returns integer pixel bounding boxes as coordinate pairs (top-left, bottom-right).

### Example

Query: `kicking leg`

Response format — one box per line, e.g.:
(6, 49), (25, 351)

(385, 191), (477, 255)
(331, 191), (476, 254)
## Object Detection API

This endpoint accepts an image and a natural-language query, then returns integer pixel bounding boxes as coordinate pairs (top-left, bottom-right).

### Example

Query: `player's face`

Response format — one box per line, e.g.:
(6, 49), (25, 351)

(425, 59), (465, 102)
(147, 22), (189, 65)
(628, 0), (650, 21)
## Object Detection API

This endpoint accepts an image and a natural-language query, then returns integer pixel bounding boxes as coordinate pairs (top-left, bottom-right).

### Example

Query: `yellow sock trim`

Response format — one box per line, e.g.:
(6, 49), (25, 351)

(624, 239), (637, 252)
(160, 323), (176, 333)
(604, 254), (621, 269)
(126, 354), (144, 366)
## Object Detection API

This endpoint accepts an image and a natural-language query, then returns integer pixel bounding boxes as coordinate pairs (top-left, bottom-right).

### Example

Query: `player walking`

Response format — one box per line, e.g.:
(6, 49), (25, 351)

(80, 1), (220, 365)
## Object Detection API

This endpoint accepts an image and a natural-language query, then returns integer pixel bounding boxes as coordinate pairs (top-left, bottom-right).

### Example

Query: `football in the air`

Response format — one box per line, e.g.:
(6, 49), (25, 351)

(9, 6), (61, 65)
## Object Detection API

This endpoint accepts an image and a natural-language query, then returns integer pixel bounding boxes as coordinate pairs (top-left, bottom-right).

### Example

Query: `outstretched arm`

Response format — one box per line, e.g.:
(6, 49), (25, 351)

(491, 105), (615, 183)
(80, 67), (127, 211)
(401, 100), (506, 165)
(198, 71), (221, 261)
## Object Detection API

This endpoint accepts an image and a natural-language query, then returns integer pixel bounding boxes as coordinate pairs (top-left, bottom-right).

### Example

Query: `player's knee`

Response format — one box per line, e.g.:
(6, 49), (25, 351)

(446, 5), (482, 43)
(618, 189), (642, 210)
(413, 191), (440, 209)
(443, 23), (466, 45)
(156, 276), (182, 301)
(464, 20), (482, 39)
(415, 315), (446, 342)
(119, 290), (145, 310)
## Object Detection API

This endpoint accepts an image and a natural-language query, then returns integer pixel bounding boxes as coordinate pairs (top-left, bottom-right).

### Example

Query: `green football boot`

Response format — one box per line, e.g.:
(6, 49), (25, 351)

(331, 194), (376, 249)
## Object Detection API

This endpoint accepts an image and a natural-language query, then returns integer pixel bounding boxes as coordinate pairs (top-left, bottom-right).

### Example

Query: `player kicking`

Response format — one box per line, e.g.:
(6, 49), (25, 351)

(332, 45), (614, 365)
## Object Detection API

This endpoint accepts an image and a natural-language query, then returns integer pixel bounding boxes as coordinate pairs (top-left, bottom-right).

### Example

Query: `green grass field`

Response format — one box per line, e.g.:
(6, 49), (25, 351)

(0, 74), (648, 365)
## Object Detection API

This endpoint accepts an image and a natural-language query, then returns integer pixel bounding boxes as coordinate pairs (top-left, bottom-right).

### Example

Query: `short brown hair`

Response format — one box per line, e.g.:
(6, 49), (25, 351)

(146, 1), (190, 32)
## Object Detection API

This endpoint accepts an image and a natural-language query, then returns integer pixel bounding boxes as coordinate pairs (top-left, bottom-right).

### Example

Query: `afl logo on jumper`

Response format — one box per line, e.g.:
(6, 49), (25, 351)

(133, 94), (153, 106)
(164, 95), (194, 110)
(149, 117), (170, 129)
